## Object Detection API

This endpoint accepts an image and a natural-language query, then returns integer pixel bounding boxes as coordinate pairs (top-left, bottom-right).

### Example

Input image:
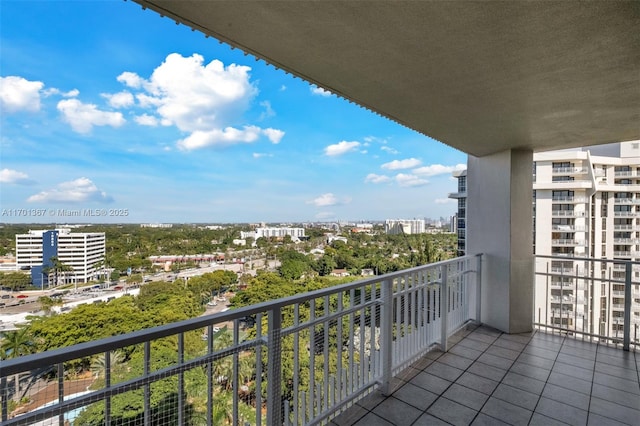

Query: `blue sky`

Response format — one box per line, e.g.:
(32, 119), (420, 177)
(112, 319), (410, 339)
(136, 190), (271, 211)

(0, 1), (466, 224)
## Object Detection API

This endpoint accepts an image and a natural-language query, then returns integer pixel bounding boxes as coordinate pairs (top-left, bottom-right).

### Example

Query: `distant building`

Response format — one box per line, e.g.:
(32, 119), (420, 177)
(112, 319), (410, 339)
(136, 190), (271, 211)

(240, 227), (306, 240)
(16, 228), (105, 288)
(384, 219), (425, 235)
(330, 269), (350, 277)
(449, 170), (467, 256)
(449, 214), (458, 233)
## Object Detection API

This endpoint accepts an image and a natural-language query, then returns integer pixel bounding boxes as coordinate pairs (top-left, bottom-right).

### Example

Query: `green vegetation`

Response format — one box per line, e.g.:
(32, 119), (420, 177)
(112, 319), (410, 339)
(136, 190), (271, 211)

(0, 224), (457, 423)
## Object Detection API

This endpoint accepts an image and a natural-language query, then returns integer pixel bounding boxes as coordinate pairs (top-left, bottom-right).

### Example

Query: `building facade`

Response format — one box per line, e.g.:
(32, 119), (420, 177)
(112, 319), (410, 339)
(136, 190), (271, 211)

(452, 140), (640, 338)
(240, 227), (306, 240)
(16, 228), (106, 288)
(384, 219), (425, 235)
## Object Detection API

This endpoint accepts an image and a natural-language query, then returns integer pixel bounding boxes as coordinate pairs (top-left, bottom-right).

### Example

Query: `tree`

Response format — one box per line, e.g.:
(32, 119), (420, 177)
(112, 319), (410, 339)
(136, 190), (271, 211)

(0, 272), (31, 291)
(42, 256), (73, 288)
(90, 350), (125, 379)
(38, 296), (62, 315)
(110, 270), (121, 282)
(1, 327), (33, 399)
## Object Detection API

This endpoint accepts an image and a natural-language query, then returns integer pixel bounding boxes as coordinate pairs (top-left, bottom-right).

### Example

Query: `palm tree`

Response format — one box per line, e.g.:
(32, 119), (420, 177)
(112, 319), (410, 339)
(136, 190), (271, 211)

(43, 256), (73, 288)
(90, 350), (125, 379)
(1, 327), (33, 399)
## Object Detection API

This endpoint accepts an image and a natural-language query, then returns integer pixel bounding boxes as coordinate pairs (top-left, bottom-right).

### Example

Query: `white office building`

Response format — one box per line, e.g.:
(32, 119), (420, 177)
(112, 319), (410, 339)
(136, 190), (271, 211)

(384, 219), (425, 235)
(240, 227), (306, 240)
(15, 228), (106, 287)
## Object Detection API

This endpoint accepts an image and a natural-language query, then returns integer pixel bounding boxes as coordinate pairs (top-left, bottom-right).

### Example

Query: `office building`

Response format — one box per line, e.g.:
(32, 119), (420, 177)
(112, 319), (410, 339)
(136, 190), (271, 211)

(384, 219), (425, 235)
(15, 228), (106, 288)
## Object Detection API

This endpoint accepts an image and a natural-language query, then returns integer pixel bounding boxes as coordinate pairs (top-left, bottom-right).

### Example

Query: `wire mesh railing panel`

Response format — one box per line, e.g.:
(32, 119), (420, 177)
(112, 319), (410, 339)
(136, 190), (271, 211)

(534, 255), (640, 351)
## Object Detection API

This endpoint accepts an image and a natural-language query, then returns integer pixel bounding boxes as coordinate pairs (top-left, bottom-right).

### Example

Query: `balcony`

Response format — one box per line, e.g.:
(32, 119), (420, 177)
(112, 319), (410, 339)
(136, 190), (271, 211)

(614, 171), (640, 177)
(551, 225), (587, 232)
(551, 196), (587, 203)
(551, 210), (586, 217)
(2, 255), (640, 425)
(551, 167), (588, 175)
(551, 239), (585, 247)
(613, 198), (640, 205)
(613, 211), (639, 217)
(613, 238), (640, 244)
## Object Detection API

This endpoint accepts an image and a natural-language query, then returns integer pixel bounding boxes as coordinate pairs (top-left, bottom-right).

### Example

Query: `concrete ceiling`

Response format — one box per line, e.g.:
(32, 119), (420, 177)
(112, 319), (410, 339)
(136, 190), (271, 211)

(132, 1), (640, 157)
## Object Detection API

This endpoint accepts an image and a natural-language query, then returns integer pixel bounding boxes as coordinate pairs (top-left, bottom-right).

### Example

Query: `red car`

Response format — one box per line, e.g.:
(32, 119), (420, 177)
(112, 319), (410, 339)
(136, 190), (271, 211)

(16, 294), (28, 299)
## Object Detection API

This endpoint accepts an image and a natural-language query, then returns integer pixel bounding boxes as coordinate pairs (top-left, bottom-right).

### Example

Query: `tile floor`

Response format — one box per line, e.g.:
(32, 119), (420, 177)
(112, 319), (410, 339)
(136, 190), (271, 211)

(331, 325), (640, 426)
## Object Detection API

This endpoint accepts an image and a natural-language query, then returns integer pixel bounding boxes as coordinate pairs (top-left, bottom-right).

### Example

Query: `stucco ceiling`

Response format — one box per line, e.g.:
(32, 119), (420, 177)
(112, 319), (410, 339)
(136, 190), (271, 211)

(132, 1), (640, 157)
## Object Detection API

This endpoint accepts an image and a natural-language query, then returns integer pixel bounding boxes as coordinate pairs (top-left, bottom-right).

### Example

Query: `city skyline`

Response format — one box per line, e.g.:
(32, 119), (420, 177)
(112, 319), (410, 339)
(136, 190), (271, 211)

(0, 1), (466, 224)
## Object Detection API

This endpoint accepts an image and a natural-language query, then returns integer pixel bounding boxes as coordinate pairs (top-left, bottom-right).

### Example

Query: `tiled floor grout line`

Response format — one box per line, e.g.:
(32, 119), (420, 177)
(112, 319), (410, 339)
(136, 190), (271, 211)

(412, 326), (523, 426)
(469, 329), (549, 426)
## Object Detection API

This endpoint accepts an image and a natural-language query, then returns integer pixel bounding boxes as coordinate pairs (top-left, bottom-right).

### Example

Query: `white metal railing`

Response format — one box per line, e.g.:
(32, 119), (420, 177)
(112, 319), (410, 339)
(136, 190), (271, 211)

(551, 225), (587, 231)
(613, 251), (640, 257)
(551, 196), (587, 203)
(551, 239), (584, 246)
(613, 198), (640, 204)
(613, 238), (640, 244)
(0, 256), (481, 426)
(552, 167), (587, 174)
(551, 210), (586, 217)
(614, 211), (639, 217)
(613, 225), (640, 231)
(614, 171), (640, 177)
(535, 255), (639, 351)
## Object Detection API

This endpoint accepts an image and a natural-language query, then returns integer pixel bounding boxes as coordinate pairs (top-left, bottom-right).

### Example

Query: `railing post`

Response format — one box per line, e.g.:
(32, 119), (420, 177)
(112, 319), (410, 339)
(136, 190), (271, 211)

(380, 279), (393, 395)
(440, 266), (449, 352)
(266, 307), (283, 426)
(475, 254), (482, 324)
(623, 262), (632, 351)
(1, 376), (7, 422)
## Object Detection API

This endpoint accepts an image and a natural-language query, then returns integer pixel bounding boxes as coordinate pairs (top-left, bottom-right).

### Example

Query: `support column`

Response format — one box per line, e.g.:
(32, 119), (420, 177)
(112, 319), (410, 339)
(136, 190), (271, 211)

(467, 149), (533, 333)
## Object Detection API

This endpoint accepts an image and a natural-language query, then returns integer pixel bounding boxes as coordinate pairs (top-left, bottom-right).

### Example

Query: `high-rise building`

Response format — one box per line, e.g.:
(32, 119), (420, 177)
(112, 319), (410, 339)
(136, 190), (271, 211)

(384, 219), (425, 235)
(15, 228), (106, 288)
(240, 227), (306, 240)
(452, 140), (640, 338)
(449, 170), (467, 256)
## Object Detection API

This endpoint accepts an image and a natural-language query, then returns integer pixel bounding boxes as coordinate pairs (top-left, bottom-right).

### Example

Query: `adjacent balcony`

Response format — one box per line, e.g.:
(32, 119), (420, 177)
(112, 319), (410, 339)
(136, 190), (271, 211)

(551, 167), (588, 175)
(2, 255), (639, 426)
(551, 196), (587, 203)
(613, 198), (640, 205)
(551, 239), (585, 247)
(551, 210), (586, 218)
(613, 211), (639, 217)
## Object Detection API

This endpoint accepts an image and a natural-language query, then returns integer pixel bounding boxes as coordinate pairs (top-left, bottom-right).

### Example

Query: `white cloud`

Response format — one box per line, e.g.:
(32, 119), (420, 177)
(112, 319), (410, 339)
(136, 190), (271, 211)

(364, 173), (391, 184)
(435, 198), (456, 204)
(177, 126), (266, 150)
(102, 91), (134, 108)
(395, 173), (429, 187)
(263, 128), (285, 144)
(252, 152), (273, 159)
(27, 177), (113, 203)
(119, 53), (284, 150)
(135, 114), (159, 126)
(0, 168), (35, 185)
(125, 53), (257, 132)
(0, 76), (44, 113)
(413, 163), (466, 177)
(307, 193), (351, 207)
(381, 158), (422, 170)
(57, 99), (125, 134)
(324, 141), (361, 156)
(381, 146), (399, 154)
(42, 88), (79, 98)
(310, 86), (331, 97)
(117, 71), (144, 89)
(259, 100), (275, 120)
